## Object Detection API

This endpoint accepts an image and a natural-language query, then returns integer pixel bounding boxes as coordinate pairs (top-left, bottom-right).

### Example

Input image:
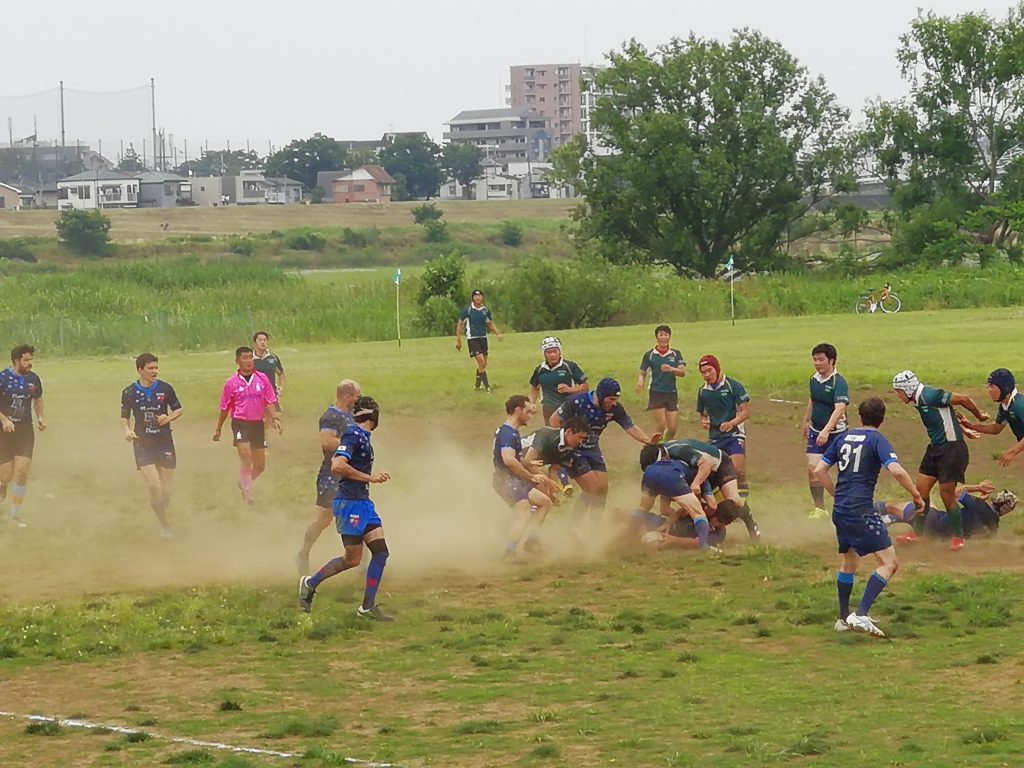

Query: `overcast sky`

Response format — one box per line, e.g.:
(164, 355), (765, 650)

(0, 0), (1017, 156)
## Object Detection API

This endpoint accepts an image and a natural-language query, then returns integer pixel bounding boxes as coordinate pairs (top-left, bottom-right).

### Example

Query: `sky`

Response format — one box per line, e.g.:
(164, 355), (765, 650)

(0, 0), (1017, 158)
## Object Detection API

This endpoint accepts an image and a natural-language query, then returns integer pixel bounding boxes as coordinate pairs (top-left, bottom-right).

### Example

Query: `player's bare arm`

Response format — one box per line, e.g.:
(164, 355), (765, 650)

(626, 425), (660, 445)
(662, 362), (686, 377)
(501, 446), (543, 484)
(886, 461), (926, 513)
(332, 454), (390, 484)
(721, 401), (751, 433)
(156, 406), (183, 427)
(812, 459), (835, 497)
(951, 393), (988, 421)
(454, 319), (464, 351)
(213, 409), (230, 441)
(802, 400), (813, 439)
(121, 417), (137, 442)
(635, 370), (647, 395)
(487, 319), (503, 341)
(957, 411), (1002, 434)
(33, 396), (46, 431)
(817, 402), (846, 447)
(689, 457), (714, 494)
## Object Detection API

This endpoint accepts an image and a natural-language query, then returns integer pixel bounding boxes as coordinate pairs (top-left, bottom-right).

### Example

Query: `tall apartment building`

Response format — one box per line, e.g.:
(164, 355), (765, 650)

(507, 63), (603, 147)
(444, 108), (552, 162)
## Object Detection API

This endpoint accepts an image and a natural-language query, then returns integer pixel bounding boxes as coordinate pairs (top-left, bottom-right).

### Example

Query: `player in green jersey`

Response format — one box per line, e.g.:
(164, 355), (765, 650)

(803, 344), (849, 519)
(529, 337), (588, 424)
(695, 355), (751, 506)
(892, 370), (989, 551)
(958, 369), (1024, 468)
(635, 325), (686, 440)
(455, 289), (503, 393)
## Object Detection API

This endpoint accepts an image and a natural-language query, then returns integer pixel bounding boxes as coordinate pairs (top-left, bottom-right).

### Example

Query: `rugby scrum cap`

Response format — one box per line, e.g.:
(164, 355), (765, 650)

(892, 370), (920, 396)
(698, 355), (721, 377)
(987, 368), (1016, 400)
(596, 377), (622, 401)
(992, 489), (1018, 516)
(471, 289), (484, 297)
(541, 336), (562, 352)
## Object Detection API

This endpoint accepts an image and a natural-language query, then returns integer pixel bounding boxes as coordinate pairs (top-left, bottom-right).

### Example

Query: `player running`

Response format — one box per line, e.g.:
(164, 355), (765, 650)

(294, 379), (361, 575)
(803, 344), (849, 519)
(635, 325), (686, 440)
(0, 344), (46, 527)
(813, 397), (925, 638)
(892, 370), (988, 551)
(958, 368), (1024, 467)
(529, 337), (588, 424)
(493, 395), (562, 560)
(639, 438), (761, 539)
(878, 481), (1016, 541)
(455, 289), (502, 393)
(695, 355), (751, 507)
(550, 378), (659, 523)
(213, 346), (280, 504)
(120, 353), (183, 538)
(299, 397), (393, 621)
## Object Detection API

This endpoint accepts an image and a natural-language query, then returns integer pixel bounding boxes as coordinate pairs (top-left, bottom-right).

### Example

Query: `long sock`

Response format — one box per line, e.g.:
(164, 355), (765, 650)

(809, 484), (825, 508)
(307, 556), (356, 589)
(10, 483), (27, 518)
(946, 503), (964, 538)
(474, 372), (483, 388)
(737, 501), (758, 534)
(481, 371), (490, 389)
(694, 517), (709, 549)
(149, 496), (170, 527)
(912, 498), (930, 534)
(239, 467), (253, 498)
(857, 571), (888, 615)
(738, 483), (750, 503)
(837, 572), (854, 618)
(362, 550), (388, 609)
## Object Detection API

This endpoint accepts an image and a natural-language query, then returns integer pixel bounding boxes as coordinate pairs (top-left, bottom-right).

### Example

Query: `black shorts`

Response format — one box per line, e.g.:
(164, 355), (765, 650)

(708, 453), (739, 489)
(134, 435), (177, 469)
(231, 418), (267, 448)
(647, 391), (679, 412)
(918, 441), (969, 484)
(467, 337), (489, 358)
(542, 405), (559, 424)
(315, 470), (336, 509)
(0, 425), (34, 463)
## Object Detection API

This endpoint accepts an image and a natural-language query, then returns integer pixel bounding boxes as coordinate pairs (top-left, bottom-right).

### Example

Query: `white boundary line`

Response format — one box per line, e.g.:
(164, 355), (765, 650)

(0, 711), (401, 766)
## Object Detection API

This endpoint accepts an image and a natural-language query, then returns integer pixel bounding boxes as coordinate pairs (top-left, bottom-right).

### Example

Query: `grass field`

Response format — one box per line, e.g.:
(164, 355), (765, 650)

(2, 308), (1024, 767)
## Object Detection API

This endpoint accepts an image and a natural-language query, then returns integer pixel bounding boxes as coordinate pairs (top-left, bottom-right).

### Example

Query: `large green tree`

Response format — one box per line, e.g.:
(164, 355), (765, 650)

(379, 135), (443, 200)
(263, 133), (347, 190)
(177, 149), (263, 177)
(441, 143), (483, 198)
(554, 31), (853, 277)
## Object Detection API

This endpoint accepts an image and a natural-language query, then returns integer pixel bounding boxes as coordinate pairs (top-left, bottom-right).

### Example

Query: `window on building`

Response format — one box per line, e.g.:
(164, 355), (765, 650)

(524, 68), (534, 78)
(337, 184), (350, 193)
(539, 97), (545, 103)
(526, 95), (535, 104)
(558, 67), (569, 77)
(353, 184), (365, 192)
(78, 185), (91, 199)
(0, 198), (5, 209)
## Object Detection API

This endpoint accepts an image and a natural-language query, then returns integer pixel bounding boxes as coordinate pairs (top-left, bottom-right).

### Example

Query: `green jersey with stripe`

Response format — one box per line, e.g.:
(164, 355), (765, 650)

(529, 359), (587, 410)
(662, 438), (723, 470)
(640, 347), (685, 393)
(696, 377), (749, 440)
(809, 371), (849, 433)
(913, 385), (963, 445)
(996, 390), (1024, 441)
(525, 427), (576, 466)
(459, 304), (492, 339)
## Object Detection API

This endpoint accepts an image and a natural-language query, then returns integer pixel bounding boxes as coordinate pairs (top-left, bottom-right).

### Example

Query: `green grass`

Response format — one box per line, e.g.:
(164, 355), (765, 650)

(1, 308), (1023, 766)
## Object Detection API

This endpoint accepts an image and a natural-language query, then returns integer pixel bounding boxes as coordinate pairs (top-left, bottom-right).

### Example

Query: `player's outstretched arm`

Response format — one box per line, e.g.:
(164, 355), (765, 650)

(332, 454), (390, 484)
(951, 393), (988, 421)
(626, 425), (660, 445)
(958, 411), (1003, 435)
(886, 461), (926, 513)
(998, 436), (1024, 467)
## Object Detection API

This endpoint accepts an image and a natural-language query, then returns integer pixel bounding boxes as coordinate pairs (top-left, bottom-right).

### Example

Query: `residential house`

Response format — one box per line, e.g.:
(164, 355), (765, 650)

(0, 182), (22, 210)
(315, 170), (348, 199)
(266, 177), (303, 205)
(439, 159), (558, 201)
(57, 169), (140, 210)
(332, 165), (395, 203)
(444, 108), (552, 162)
(138, 171), (190, 208)
(191, 170), (267, 206)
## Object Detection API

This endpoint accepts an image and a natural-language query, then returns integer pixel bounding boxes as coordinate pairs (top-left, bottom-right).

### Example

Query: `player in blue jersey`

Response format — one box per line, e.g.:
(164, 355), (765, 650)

(550, 378), (659, 524)
(493, 395), (560, 560)
(813, 397), (924, 638)
(294, 379), (361, 575)
(632, 459), (717, 550)
(877, 481), (1016, 541)
(299, 397), (393, 620)
(455, 289), (503, 393)
(120, 353), (183, 538)
(958, 368), (1024, 468)
(0, 344), (47, 527)
(892, 370), (988, 551)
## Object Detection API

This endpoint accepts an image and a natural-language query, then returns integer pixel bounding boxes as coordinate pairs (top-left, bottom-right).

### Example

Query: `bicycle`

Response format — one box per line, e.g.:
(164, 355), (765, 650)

(854, 283), (901, 314)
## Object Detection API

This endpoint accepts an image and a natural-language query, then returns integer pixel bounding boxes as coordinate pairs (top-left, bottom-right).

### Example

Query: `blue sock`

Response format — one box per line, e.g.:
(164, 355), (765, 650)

(362, 550), (388, 610)
(693, 517), (709, 549)
(505, 541), (517, 555)
(837, 572), (854, 618)
(10, 483), (27, 517)
(307, 556), (352, 589)
(857, 572), (888, 615)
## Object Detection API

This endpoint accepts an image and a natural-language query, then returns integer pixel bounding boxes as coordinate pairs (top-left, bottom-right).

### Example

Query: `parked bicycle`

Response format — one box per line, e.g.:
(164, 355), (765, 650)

(854, 283), (901, 314)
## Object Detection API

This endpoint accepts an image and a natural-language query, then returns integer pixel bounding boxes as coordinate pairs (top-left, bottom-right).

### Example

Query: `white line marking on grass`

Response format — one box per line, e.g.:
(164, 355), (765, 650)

(0, 711), (401, 766)
(768, 398), (803, 405)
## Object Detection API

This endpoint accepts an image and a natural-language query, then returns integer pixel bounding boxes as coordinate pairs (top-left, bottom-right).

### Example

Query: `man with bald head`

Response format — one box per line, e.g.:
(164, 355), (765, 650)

(295, 379), (361, 574)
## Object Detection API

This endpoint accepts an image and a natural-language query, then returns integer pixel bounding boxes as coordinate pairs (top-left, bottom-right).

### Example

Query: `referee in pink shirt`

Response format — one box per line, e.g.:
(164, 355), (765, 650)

(213, 346), (281, 504)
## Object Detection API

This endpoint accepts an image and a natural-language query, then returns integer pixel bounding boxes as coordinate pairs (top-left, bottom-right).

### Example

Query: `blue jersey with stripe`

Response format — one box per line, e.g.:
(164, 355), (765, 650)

(334, 424), (373, 500)
(821, 428), (899, 512)
(493, 423), (522, 473)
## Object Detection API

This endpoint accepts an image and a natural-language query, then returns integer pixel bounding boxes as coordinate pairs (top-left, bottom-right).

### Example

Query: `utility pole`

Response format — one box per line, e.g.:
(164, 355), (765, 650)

(150, 77), (158, 171)
(59, 80), (66, 150)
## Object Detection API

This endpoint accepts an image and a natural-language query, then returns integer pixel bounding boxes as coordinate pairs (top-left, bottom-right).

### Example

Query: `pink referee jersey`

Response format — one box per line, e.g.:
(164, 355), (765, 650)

(219, 371), (278, 421)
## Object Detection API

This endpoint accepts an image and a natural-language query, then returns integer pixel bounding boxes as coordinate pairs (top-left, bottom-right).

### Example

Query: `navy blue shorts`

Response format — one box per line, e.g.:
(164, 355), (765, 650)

(711, 435), (745, 456)
(133, 436), (176, 469)
(493, 471), (533, 506)
(641, 462), (693, 499)
(334, 498), (382, 538)
(0, 425), (34, 463)
(571, 448), (607, 478)
(807, 428), (845, 456)
(834, 506), (893, 556)
(315, 470), (336, 508)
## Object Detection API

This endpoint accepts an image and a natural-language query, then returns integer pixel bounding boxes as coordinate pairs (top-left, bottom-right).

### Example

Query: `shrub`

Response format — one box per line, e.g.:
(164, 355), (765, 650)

(228, 237), (254, 256)
(283, 230), (326, 251)
(0, 239), (38, 263)
(55, 209), (112, 257)
(499, 221), (523, 247)
(418, 294), (461, 335)
(411, 202), (443, 224)
(417, 249), (466, 305)
(341, 228), (368, 248)
(423, 219), (449, 243)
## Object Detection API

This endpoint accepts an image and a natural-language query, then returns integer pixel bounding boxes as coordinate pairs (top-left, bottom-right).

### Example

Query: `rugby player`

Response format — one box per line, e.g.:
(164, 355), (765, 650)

(0, 344), (46, 527)
(294, 379), (361, 575)
(521, 417), (589, 493)
(299, 397), (393, 621)
(958, 368), (1024, 468)
(455, 289), (502, 393)
(813, 397), (925, 638)
(877, 481), (1016, 541)
(120, 353), (182, 538)
(695, 355), (751, 506)
(892, 370), (988, 551)
(635, 325), (686, 440)
(803, 344), (849, 519)
(529, 337), (588, 424)
(632, 457), (716, 550)
(252, 331), (285, 396)
(213, 346), (280, 504)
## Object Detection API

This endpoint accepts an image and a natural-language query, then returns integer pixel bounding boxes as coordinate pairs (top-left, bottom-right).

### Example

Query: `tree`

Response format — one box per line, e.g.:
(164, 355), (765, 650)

(117, 144), (147, 173)
(264, 133), (347, 190)
(556, 32), (853, 277)
(56, 209), (112, 257)
(177, 149), (263, 177)
(379, 135), (443, 200)
(441, 143), (482, 198)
